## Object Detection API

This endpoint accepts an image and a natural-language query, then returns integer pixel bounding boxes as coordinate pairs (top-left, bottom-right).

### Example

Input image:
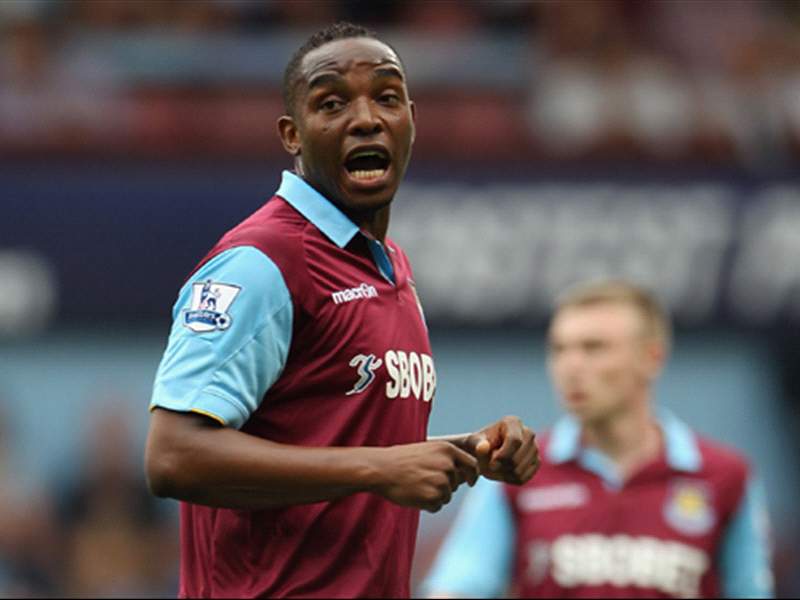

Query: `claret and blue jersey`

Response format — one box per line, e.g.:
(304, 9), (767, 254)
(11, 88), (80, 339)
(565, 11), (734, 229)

(150, 171), (434, 598)
(422, 410), (774, 599)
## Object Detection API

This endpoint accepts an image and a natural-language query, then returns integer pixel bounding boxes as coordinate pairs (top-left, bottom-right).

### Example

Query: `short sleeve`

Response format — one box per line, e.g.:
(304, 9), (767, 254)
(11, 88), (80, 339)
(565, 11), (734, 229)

(719, 476), (775, 598)
(419, 477), (515, 598)
(149, 246), (293, 429)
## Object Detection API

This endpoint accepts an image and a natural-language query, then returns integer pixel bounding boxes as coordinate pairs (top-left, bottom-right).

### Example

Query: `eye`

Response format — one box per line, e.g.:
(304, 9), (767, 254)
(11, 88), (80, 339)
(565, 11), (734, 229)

(378, 92), (400, 106)
(320, 98), (345, 112)
(582, 340), (606, 353)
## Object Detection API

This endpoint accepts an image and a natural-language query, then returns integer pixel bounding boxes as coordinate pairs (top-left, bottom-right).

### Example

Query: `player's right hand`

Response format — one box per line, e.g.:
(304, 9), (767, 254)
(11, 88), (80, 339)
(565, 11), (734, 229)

(371, 441), (479, 513)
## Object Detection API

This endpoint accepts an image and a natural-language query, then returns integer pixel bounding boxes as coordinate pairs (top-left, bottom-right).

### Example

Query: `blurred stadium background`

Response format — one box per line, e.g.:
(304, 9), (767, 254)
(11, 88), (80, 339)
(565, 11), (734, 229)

(1, 0), (799, 596)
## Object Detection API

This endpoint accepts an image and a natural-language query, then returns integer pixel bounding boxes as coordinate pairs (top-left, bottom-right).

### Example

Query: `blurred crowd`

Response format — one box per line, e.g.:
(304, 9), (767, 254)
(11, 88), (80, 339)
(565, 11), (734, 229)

(0, 406), (177, 597)
(1, 0), (800, 165)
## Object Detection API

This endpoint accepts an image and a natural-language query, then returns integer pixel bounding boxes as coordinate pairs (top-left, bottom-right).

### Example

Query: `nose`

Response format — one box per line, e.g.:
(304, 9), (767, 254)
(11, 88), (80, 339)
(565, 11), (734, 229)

(348, 97), (382, 137)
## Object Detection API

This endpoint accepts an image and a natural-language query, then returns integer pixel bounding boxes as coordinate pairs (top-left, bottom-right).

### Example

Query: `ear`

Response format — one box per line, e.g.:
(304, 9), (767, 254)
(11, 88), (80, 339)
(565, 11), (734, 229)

(409, 100), (417, 145)
(277, 115), (302, 157)
(643, 339), (667, 381)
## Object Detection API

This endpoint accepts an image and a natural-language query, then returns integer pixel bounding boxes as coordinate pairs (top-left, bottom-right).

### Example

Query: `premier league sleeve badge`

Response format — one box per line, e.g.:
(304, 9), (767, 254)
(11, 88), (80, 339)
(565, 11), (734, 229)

(183, 279), (242, 333)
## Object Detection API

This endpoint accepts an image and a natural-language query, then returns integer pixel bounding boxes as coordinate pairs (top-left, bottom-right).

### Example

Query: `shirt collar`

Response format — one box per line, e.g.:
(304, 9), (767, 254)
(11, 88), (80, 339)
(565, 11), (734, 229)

(275, 170), (359, 248)
(547, 406), (702, 473)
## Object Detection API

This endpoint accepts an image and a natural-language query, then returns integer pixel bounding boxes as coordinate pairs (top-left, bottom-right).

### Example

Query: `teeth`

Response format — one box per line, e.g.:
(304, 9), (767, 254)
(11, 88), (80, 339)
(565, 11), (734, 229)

(350, 150), (385, 160)
(350, 169), (386, 180)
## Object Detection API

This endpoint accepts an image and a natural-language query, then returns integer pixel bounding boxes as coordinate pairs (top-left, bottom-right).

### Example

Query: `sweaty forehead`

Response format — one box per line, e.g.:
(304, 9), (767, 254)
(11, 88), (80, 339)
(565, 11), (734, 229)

(300, 37), (403, 83)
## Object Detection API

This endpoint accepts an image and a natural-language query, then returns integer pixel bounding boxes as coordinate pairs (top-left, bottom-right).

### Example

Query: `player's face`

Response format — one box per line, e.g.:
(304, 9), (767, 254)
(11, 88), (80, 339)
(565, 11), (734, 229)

(278, 37), (416, 215)
(547, 303), (662, 424)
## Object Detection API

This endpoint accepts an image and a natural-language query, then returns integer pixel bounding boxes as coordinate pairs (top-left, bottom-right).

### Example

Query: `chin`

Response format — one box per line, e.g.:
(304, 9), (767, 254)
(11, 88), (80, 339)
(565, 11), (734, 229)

(565, 402), (603, 423)
(566, 406), (591, 422)
(341, 188), (395, 213)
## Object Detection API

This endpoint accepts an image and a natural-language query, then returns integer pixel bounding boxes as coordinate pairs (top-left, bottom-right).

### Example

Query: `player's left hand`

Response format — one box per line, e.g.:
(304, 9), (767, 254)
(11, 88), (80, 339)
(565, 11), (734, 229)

(466, 416), (539, 485)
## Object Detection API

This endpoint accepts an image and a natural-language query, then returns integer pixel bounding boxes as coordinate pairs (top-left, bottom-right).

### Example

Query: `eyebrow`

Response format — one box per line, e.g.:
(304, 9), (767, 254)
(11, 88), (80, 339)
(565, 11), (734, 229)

(307, 64), (405, 91)
(374, 66), (404, 82)
(307, 72), (343, 91)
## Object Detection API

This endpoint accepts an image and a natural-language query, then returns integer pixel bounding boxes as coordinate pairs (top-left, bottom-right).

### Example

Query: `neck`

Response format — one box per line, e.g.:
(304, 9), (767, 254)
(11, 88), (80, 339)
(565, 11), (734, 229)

(350, 205), (391, 242)
(581, 398), (661, 480)
(295, 164), (391, 241)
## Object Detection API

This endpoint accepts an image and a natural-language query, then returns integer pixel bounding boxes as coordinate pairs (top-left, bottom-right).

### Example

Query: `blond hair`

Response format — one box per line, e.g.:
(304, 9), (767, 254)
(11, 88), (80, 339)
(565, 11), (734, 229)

(553, 280), (672, 352)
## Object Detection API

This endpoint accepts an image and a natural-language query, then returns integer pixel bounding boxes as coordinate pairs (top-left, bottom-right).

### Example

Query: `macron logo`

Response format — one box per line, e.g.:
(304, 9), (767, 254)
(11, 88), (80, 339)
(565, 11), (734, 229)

(331, 283), (378, 305)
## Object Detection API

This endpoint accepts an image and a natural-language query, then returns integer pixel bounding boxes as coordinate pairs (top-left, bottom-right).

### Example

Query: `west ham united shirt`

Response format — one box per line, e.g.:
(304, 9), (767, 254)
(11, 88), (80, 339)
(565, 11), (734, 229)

(422, 410), (774, 599)
(150, 170), (435, 598)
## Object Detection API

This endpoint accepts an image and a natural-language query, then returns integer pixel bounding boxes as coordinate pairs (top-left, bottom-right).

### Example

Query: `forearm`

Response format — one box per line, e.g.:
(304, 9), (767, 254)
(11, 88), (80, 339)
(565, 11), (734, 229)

(146, 410), (383, 509)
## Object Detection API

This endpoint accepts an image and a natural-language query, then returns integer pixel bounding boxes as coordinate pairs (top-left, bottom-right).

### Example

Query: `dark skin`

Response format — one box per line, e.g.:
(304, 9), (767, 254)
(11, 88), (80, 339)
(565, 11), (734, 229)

(145, 37), (539, 513)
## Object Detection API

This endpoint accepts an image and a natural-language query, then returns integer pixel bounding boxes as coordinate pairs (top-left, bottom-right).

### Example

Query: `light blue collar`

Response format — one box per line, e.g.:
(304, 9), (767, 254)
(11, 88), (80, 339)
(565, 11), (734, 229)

(547, 407), (702, 473)
(275, 170), (359, 248)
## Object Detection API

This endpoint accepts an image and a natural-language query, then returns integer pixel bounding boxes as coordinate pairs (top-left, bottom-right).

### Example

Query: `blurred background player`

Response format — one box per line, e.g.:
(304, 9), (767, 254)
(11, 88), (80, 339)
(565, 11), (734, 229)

(422, 280), (773, 598)
(145, 22), (538, 599)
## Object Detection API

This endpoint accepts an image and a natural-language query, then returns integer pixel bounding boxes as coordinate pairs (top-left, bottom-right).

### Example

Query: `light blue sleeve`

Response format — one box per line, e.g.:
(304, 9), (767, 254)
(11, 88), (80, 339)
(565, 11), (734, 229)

(720, 477), (774, 598)
(419, 477), (514, 598)
(149, 246), (293, 429)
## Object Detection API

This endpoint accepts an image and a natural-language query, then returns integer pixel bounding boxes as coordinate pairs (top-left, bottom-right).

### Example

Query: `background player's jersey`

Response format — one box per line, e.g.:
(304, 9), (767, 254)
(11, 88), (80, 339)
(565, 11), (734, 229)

(422, 410), (773, 598)
(151, 171), (433, 598)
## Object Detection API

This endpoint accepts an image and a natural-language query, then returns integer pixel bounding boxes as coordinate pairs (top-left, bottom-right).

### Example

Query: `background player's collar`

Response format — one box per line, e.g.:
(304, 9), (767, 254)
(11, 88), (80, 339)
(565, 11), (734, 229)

(658, 408), (703, 472)
(276, 170), (359, 248)
(547, 407), (702, 473)
(547, 416), (581, 465)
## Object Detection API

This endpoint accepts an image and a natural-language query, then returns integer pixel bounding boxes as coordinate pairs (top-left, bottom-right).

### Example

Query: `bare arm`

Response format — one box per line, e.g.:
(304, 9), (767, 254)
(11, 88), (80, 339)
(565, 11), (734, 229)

(145, 408), (478, 512)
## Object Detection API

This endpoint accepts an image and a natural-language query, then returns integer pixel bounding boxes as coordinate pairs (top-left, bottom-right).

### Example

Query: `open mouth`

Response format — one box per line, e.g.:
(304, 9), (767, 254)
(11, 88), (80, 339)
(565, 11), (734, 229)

(567, 391), (587, 403)
(344, 149), (391, 181)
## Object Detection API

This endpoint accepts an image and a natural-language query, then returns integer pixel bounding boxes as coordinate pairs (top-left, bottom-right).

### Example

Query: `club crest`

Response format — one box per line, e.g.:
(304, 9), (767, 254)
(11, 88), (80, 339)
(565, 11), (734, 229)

(663, 479), (716, 536)
(183, 279), (241, 333)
